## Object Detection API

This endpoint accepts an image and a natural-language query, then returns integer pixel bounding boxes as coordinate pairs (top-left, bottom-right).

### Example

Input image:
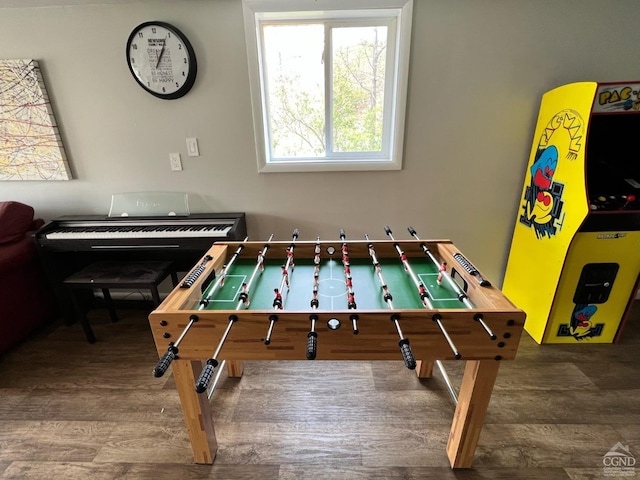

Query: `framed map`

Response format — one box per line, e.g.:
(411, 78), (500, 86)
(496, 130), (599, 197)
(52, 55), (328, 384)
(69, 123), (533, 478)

(0, 59), (71, 181)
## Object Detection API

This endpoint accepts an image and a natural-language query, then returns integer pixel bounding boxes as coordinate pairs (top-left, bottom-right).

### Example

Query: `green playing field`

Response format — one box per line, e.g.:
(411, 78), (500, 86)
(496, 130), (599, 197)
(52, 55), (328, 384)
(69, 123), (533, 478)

(198, 257), (462, 311)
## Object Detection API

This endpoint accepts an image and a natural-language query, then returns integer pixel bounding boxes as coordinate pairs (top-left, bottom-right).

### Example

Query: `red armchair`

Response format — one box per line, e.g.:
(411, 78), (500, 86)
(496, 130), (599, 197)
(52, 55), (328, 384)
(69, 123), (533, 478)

(0, 201), (54, 355)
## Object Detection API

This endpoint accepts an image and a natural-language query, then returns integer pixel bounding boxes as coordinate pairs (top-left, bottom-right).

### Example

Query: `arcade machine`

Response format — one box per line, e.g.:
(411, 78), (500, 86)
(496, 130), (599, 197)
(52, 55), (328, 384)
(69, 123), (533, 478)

(503, 81), (640, 343)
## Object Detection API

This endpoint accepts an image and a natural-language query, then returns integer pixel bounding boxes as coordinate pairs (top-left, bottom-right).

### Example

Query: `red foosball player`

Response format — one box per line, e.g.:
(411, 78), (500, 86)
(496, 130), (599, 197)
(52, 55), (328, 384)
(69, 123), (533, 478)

(400, 251), (408, 271)
(257, 250), (264, 272)
(382, 285), (393, 303)
(344, 265), (350, 275)
(347, 292), (357, 309)
(281, 265), (289, 288)
(287, 247), (295, 271)
(239, 282), (250, 308)
(219, 264), (227, 287)
(345, 276), (353, 289)
(419, 283), (429, 303)
(273, 288), (283, 309)
(437, 261), (447, 285)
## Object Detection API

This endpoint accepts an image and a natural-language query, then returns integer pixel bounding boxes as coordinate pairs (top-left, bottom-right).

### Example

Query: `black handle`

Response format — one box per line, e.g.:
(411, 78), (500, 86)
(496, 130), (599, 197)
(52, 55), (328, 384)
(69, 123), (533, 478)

(152, 349), (176, 378)
(292, 228), (299, 239)
(399, 339), (416, 370)
(339, 228), (346, 239)
(407, 226), (416, 236)
(384, 225), (392, 235)
(195, 359), (219, 393)
(306, 332), (317, 360)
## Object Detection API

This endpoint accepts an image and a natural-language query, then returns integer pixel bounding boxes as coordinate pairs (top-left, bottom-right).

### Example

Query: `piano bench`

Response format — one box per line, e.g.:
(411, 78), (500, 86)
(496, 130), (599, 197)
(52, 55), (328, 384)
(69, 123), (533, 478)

(63, 261), (178, 343)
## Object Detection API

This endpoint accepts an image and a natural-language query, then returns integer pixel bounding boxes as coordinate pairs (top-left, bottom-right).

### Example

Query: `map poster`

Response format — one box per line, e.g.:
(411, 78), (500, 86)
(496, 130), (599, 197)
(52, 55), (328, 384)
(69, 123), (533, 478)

(0, 59), (71, 181)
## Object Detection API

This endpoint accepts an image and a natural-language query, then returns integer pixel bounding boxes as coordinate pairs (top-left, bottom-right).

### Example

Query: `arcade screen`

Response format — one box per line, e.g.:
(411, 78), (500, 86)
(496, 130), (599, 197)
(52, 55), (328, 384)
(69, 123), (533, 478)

(586, 113), (640, 210)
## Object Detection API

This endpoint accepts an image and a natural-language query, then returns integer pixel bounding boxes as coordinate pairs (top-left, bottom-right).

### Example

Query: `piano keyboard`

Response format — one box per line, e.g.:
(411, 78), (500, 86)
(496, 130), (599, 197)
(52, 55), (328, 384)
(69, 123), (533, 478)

(45, 221), (232, 240)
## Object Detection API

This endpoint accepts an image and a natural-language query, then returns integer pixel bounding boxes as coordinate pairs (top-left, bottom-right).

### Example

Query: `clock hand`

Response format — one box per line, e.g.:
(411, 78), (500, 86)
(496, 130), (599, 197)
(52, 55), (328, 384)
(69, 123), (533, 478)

(155, 38), (166, 69)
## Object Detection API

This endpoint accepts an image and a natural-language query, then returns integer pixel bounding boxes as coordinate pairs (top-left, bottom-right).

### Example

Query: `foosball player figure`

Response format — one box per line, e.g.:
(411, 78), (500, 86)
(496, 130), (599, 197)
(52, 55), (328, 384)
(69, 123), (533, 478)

(344, 264), (351, 275)
(273, 288), (283, 309)
(257, 250), (265, 272)
(342, 254), (349, 264)
(437, 261), (447, 285)
(239, 282), (250, 308)
(345, 275), (353, 289)
(400, 251), (408, 271)
(310, 292), (319, 309)
(342, 244), (348, 254)
(219, 264), (227, 287)
(347, 292), (357, 309)
(287, 247), (295, 271)
(368, 243), (375, 257)
(419, 283), (429, 304)
(382, 285), (393, 302)
(281, 265), (290, 288)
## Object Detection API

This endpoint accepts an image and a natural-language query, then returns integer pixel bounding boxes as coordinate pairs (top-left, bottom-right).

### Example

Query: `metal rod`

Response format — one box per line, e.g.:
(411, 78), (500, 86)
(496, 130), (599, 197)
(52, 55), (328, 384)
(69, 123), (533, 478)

(206, 359), (227, 399)
(435, 360), (458, 405)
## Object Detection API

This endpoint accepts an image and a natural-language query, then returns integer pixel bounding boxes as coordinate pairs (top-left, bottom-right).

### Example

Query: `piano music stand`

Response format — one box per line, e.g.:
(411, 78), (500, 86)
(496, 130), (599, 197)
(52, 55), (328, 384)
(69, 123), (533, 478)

(64, 261), (178, 343)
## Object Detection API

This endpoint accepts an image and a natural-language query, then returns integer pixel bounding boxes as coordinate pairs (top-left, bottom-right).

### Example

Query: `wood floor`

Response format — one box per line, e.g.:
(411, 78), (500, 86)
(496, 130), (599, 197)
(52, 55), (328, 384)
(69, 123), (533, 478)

(0, 303), (638, 479)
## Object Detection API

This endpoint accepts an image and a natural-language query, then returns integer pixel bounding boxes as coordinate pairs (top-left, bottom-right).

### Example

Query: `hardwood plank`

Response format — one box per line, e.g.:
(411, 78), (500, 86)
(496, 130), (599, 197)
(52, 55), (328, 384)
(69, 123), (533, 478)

(212, 421), (363, 465)
(91, 421), (193, 464)
(0, 388), (183, 422)
(471, 424), (625, 468)
(0, 462), (125, 480)
(485, 389), (640, 424)
(280, 466), (572, 480)
(0, 421), (116, 462)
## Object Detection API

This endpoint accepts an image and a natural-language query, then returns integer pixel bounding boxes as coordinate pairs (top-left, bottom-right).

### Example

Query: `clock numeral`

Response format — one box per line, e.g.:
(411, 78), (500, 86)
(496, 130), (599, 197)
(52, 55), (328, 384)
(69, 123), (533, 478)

(152, 27), (157, 34)
(132, 44), (138, 51)
(183, 58), (187, 64)
(178, 44), (183, 50)
(175, 82), (179, 88)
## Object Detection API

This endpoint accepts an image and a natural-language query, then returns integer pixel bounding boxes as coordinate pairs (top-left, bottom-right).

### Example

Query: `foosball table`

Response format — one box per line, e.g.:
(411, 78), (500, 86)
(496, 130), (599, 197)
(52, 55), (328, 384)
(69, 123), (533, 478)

(148, 227), (526, 468)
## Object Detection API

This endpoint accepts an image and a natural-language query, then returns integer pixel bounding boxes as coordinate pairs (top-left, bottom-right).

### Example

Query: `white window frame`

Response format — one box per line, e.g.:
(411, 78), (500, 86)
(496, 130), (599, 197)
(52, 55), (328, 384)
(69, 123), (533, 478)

(242, 0), (413, 173)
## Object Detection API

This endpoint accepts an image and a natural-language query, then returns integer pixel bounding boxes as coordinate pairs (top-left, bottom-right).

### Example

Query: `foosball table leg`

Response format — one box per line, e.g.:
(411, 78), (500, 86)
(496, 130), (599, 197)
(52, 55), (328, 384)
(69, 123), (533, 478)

(415, 360), (434, 378)
(446, 360), (500, 468)
(172, 359), (218, 464)
(226, 360), (244, 378)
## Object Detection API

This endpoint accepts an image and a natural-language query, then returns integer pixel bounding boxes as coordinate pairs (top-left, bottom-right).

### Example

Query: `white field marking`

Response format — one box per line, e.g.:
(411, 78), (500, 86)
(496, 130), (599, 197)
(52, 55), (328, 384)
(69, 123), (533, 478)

(417, 273), (458, 302)
(210, 275), (248, 303)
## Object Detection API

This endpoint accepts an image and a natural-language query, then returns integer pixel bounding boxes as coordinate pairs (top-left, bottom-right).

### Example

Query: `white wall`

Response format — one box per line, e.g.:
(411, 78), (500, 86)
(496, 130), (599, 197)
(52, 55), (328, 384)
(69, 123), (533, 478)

(1, 0), (639, 285)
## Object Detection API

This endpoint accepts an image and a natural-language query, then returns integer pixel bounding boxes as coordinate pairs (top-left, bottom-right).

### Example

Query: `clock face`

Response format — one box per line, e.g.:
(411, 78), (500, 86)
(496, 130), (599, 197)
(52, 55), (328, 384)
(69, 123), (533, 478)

(126, 21), (197, 99)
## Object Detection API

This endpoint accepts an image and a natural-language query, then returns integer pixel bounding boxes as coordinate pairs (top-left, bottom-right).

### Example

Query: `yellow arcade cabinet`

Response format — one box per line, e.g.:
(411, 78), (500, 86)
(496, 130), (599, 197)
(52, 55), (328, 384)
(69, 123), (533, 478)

(503, 81), (640, 343)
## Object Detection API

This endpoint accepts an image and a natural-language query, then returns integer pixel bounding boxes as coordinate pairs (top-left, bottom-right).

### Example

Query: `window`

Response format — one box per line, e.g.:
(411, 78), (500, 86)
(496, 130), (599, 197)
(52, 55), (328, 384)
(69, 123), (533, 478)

(243, 0), (413, 172)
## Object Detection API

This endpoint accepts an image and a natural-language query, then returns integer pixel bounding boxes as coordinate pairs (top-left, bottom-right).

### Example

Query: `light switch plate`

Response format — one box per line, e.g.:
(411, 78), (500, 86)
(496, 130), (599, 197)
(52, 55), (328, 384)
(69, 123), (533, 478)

(186, 137), (199, 157)
(169, 153), (182, 171)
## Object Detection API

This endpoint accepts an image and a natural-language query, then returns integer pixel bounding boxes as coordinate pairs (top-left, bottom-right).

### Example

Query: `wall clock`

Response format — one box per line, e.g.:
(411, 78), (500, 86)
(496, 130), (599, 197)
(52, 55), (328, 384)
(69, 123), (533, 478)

(126, 21), (197, 100)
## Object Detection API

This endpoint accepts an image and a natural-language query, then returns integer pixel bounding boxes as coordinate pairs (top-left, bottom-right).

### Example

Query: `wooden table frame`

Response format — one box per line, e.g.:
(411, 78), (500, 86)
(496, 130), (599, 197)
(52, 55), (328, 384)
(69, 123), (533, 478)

(149, 239), (525, 469)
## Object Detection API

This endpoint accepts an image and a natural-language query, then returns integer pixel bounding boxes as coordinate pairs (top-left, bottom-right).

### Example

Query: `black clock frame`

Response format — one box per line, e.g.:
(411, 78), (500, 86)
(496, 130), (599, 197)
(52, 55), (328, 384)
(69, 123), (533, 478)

(126, 21), (197, 100)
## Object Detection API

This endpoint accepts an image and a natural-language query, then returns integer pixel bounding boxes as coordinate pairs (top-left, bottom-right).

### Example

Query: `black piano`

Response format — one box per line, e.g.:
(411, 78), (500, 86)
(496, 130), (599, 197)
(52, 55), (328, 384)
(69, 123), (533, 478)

(36, 212), (247, 320)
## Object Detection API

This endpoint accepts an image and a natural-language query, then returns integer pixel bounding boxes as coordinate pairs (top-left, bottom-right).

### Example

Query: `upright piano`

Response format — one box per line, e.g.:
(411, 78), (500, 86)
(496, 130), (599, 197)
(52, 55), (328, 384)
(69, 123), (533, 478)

(36, 212), (247, 320)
